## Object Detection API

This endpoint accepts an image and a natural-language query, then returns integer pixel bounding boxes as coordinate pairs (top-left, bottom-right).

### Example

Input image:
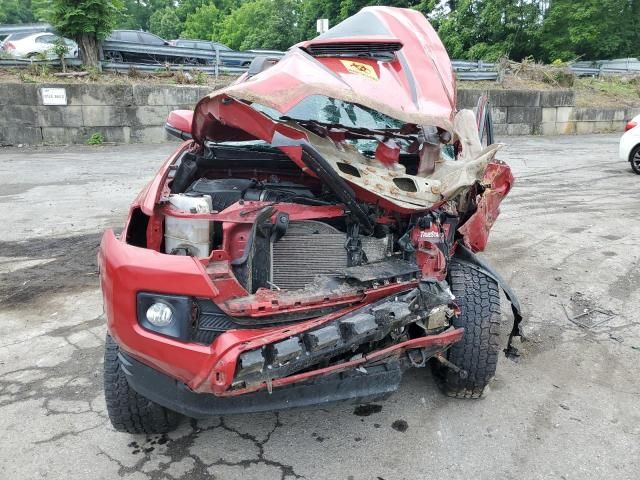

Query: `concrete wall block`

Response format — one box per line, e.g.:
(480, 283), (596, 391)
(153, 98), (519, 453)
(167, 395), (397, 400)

(593, 121), (617, 133)
(37, 106), (84, 128)
(456, 89), (485, 109)
(490, 90), (541, 107)
(490, 107), (508, 124)
(130, 126), (171, 143)
(0, 126), (43, 145)
(542, 107), (557, 123)
(82, 105), (128, 127)
(133, 85), (201, 106)
(575, 122), (595, 134)
(492, 123), (508, 136)
(42, 126), (131, 144)
(540, 123), (558, 136)
(3, 105), (38, 126)
(625, 107), (640, 120)
(507, 106), (542, 125)
(573, 108), (624, 122)
(165, 86), (202, 105)
(127, 106), (172, 127)
(507, 123), (532, 135)
(556, 106), (574, 123)
(556, 122), (576, 134)
(66, 84), (135, 107)
(539, 90), (575, 107)
(0, 84), (35, 105)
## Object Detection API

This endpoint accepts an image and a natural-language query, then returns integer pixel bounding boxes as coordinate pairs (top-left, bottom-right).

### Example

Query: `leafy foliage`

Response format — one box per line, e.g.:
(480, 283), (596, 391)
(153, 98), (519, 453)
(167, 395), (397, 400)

(181, 3), (221, 40)
(5, 0), (640, 62)
(215, 0), (301, 51)
(48, 0), (124, 40)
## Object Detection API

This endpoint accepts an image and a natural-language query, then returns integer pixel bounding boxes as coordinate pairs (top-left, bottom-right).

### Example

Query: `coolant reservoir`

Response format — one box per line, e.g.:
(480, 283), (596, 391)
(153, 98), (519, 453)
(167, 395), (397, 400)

(164, 194), (212, 257)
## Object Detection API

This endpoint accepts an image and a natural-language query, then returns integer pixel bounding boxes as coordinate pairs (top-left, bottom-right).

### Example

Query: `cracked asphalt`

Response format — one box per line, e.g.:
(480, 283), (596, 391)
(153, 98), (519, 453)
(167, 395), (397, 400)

(1, 135), (639, 480)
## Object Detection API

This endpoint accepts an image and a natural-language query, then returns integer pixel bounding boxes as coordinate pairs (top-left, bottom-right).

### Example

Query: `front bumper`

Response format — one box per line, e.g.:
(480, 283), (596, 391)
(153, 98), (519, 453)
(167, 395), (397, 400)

(100, 229), (463, 397)
(119, 349), (404, 418)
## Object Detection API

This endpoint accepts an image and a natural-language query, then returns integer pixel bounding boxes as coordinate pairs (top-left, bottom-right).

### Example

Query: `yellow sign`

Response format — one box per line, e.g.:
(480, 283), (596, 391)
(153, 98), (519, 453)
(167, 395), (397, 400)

(340, 60), (379, 80)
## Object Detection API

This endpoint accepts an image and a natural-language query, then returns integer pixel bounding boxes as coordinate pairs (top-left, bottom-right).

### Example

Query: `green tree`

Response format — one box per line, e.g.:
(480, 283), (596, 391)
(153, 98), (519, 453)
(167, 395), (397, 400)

(298, 0), (342, 40)
(181, 3), (220, 40)
(0, 0), (38, 23)
(216, 0), (302, 50)
(437, 0), (544, 61)
(149, 6), (183, 39)
(541, 0), (638, 61)
(48, 0), (124, 67)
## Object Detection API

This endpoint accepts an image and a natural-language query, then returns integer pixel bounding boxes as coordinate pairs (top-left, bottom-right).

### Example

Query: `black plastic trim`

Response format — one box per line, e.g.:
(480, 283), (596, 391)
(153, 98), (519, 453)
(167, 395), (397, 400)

(119, 350), (402, 418)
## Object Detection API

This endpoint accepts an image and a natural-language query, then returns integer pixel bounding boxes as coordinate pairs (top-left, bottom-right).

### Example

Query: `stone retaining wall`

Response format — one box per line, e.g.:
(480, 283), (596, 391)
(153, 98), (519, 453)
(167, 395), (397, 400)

(458, 88), (640, 136)
(1, 83), (639, 145)
(0, 83), (211, 145)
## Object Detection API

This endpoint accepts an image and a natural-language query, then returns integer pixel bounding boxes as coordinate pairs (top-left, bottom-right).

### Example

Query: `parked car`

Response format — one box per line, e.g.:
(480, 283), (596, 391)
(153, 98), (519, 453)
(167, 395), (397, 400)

(100, 6), (523, 434)
(620, 114), (640, 174)
(0, 32), (78, 59)
(170, 39), (254, 67)
(104, 30), (210, 64)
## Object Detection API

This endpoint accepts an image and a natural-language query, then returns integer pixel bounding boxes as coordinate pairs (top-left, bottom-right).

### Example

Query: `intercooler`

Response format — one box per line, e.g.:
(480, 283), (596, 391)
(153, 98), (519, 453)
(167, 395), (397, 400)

(271, 221), (388, 290)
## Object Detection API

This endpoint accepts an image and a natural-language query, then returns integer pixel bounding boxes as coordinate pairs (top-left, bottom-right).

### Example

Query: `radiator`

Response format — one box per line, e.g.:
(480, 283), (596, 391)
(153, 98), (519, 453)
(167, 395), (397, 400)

(271, 221), (388, 291)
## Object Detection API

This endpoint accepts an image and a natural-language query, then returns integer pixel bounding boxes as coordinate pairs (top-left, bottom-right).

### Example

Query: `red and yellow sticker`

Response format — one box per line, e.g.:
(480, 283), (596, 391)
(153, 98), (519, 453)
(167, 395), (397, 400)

(340, 60), (379, 80)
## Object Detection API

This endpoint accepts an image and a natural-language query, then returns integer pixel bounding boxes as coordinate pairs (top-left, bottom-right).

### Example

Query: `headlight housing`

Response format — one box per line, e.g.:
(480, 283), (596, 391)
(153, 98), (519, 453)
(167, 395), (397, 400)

(137, 293), (193, 340)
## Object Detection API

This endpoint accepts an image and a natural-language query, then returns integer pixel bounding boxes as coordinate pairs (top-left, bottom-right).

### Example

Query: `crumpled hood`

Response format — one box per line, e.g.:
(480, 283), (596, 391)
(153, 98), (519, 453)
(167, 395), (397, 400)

(192, 6), (456, 144)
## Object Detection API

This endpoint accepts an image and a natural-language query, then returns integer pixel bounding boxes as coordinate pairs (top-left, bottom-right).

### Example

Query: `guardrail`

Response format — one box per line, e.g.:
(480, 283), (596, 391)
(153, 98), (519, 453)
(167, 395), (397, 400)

(0, 23), (54, 36)
(1, 33), (638, 81)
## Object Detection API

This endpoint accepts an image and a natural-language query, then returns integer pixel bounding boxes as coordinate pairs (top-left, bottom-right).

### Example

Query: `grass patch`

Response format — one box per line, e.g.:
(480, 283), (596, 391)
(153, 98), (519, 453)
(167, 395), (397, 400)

(86, 132), (104, 145)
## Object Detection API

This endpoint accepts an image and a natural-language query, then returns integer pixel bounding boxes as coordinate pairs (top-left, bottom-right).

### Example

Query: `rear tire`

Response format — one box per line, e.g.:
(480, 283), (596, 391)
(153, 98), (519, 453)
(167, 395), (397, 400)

(630, 145), (640, 175)
(433, 259), (501, 398)
(104, 334), (181, 434)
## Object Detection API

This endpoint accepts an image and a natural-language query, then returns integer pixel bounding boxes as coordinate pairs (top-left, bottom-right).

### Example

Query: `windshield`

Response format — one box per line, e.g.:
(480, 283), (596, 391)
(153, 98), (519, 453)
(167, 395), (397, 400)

(252, 95), (405, 131)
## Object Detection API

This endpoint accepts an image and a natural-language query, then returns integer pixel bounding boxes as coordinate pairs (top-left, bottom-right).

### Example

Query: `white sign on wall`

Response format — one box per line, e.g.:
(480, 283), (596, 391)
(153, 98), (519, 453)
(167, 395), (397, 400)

(41, 88), (67, 106)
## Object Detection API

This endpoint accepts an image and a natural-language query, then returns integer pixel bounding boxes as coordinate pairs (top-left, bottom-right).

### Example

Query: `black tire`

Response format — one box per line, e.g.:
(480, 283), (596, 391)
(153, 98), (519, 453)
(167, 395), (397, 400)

(433, 259), (501, 398)
(630, 145), (640, 175)
(104, 334), (181, 434)
(104, 50), (124, 63)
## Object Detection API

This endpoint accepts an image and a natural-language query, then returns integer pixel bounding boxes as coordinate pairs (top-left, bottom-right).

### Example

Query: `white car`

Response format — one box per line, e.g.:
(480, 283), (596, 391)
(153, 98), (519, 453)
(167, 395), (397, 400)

(0, 32), (78, 59)
(620, 113), (640, 174)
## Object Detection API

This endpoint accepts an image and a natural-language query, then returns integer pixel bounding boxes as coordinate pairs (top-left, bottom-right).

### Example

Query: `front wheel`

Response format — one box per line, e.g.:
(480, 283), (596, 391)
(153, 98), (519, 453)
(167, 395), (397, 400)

(104, 334), (181, 433)
(432, 259), (501, 398)
(630, 145), (640, 175)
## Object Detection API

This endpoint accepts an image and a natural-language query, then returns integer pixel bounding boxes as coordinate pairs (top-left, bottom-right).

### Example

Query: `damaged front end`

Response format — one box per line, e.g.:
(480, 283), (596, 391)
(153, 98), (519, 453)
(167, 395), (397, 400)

(101, 6), (522, 416)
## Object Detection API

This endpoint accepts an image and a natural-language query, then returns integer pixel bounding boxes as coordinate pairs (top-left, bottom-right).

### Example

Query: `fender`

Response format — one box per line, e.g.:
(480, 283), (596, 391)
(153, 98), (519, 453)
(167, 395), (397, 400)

(453, 243), (524, 357)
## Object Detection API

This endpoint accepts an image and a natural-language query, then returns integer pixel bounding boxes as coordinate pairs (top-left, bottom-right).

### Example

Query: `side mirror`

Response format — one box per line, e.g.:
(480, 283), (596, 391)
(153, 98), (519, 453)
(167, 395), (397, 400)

(165, 110), (193, 140)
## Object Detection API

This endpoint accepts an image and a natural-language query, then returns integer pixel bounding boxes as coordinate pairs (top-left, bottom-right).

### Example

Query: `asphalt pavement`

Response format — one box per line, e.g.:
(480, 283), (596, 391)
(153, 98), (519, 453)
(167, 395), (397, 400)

(0, 135), (638, 480)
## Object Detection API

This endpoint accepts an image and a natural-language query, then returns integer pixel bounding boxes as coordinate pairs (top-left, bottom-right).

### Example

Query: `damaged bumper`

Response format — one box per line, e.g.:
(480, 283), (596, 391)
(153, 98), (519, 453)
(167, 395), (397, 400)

(100, 230), (463, 400)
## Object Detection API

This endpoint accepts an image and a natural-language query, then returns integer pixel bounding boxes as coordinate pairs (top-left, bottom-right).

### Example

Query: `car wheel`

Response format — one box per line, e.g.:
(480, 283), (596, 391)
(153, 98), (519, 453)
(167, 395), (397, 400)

(183, 57), (199, 65)
(104, 50), (124, 63)
(104, 334), (181, 434)
(432, 259), (501, 398)
(630, 145), (640, 175)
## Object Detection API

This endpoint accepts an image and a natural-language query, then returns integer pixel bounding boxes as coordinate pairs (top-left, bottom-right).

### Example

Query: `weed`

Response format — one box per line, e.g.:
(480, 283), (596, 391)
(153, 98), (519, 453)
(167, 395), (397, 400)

(86, 132), (104, 145)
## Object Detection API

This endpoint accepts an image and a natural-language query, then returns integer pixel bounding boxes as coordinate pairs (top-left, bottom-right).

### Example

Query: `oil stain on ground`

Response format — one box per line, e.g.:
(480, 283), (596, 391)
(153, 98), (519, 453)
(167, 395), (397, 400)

(353, 404), (383, 416)
(0, 233), (105, 307)
(391, 420), (408, 432)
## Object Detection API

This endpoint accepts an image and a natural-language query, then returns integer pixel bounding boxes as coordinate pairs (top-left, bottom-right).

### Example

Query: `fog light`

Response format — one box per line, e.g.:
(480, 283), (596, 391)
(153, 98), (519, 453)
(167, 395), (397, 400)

(146, 302), (174, 327)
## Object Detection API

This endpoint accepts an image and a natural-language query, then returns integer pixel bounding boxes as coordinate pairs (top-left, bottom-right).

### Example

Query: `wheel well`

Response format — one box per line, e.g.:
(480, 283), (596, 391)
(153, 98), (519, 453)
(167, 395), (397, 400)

(629, 143), (640, 162)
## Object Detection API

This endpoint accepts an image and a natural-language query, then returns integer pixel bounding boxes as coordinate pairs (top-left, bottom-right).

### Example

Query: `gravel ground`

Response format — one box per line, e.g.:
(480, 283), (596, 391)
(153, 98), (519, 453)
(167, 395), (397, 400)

(0, 135), (638, 480)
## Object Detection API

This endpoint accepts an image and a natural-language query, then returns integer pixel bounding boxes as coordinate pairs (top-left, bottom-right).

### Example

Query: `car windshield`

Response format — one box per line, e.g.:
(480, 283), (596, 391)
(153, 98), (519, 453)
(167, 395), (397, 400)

(252, 95), (404, 131)
(249, 95), (412, 154)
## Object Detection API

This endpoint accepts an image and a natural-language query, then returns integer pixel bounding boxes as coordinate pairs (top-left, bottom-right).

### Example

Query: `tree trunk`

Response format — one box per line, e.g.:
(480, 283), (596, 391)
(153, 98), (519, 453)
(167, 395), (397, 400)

(77, 33), (100, 68)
